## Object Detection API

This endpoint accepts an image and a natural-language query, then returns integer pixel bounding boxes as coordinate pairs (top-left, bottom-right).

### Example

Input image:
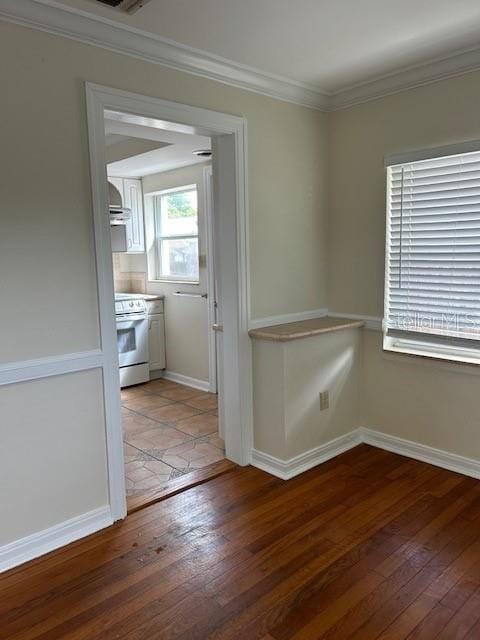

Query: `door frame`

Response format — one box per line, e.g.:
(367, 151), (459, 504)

(203, 164), (217, 394)
(85, 83), (253, 521)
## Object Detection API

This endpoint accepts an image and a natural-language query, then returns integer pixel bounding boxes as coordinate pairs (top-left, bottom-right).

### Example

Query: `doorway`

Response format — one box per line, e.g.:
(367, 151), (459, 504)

(86, 83), (253, 521)
(106, 112), (222, 499)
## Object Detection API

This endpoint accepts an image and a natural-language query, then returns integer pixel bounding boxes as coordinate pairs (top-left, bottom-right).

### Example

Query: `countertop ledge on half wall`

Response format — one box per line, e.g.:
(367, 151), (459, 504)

(248, 316), (365, 342)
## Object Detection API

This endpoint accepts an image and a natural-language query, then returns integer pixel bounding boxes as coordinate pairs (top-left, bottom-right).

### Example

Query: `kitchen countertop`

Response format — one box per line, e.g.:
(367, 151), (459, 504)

(248, 316), (365, 342)
(140, 294), (165, 301)
(115, 292), (165, 301)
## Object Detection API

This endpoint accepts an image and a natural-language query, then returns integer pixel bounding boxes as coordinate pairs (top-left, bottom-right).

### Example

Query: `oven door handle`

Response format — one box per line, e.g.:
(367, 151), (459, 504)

(116, 314), (147, 322)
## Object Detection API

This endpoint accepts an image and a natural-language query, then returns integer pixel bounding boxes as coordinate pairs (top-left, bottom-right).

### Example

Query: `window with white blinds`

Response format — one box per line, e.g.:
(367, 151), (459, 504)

(384, 145), (480, 363)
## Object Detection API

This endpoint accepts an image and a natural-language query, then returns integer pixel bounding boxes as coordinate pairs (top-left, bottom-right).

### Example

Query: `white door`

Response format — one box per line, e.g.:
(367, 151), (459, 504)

(123, 179), (145, 253)
(204, 166), (218, 394)
(211, 132), (250, 465)
(205, 166), (224, 435)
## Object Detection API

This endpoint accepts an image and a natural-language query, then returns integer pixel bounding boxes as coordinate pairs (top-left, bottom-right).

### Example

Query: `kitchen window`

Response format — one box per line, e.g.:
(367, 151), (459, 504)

(152, 185), (199, 282)
(384, 142), (480, 364)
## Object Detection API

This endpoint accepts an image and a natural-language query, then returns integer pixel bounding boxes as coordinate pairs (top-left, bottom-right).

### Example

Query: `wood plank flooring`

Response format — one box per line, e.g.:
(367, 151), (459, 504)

(3, 444), (480, 639)
(126, 459), (237, 514)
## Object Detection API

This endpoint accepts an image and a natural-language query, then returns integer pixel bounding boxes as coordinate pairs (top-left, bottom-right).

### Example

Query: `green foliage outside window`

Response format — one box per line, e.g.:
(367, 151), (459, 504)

(166, 192), (195, 218)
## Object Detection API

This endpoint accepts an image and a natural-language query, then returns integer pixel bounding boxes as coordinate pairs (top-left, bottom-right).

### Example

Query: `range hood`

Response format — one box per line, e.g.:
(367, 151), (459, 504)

(110, 205), (131, 224)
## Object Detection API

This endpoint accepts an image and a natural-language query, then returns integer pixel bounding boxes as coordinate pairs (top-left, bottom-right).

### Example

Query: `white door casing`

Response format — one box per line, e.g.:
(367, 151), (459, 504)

(86, 83), (253, 522)
(203, 165), (218, 395)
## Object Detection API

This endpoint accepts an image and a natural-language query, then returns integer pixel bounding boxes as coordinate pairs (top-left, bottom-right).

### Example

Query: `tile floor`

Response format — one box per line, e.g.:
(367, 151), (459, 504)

(121, 378), (224, 496)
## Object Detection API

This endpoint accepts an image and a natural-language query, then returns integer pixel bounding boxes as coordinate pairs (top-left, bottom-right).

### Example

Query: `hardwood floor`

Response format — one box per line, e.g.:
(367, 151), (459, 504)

(3, 444), (480, 639)
(126, 459), (237, 514)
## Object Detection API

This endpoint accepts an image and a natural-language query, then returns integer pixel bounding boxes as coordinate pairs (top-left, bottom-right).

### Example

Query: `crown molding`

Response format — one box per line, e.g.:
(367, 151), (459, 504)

(3, 0), (480, 112)
(330, 45), (480, 110)
(0, 0), (330, 111)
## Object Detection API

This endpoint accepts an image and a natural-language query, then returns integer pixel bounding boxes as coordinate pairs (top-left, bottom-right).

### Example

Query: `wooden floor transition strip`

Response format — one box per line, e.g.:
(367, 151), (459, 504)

(126, 458), (237, 514)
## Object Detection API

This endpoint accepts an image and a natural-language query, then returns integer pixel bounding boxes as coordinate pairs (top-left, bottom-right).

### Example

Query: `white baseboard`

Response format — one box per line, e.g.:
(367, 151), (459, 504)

(162, 370), (210, 392)
(249, 308), (328, 331)
(251, 430), (362, 480)
(360, 427), (480, 480)
(252, 427), (480, 481)
(0, 506), (112, 574)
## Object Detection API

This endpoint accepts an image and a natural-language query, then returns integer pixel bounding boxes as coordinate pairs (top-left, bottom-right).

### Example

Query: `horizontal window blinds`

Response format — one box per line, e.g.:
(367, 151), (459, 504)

(386, 150), (480, 344)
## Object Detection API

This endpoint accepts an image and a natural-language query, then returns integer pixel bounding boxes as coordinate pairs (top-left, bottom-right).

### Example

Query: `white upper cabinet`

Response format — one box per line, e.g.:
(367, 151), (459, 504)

(107, 177), (145, 254)
(123, 179), (145, 253)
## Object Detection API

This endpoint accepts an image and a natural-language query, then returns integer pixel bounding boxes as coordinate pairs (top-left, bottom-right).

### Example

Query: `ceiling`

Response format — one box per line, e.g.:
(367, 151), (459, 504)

(104, 111), (211, 177)
(53, 0), (480, 93)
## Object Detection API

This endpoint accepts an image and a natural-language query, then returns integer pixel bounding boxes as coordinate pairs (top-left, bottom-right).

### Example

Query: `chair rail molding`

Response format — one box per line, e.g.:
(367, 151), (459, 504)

(248, 310), (382, 332)
(249, 308), (328, 331)
(327, 311), (383, 331)
(0, 350), (103, 386)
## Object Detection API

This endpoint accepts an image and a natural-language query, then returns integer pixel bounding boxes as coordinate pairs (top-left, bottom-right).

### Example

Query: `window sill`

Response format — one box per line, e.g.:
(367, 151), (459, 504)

(382, 341), (480, 376)
(147, 279), (200, 286)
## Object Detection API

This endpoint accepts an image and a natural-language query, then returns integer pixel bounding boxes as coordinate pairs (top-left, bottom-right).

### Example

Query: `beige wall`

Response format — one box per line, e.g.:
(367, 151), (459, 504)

(329, 72), (480, 317)
(5, 13), (479, 556)
(329, 72), (480, 459)
(284, 328), (361, 457)
(252, 340), (287, 458)
(0, 370), (108, 545)
(362, 331), (480, 460)
(253, 328), (362, 460)
(0, 20), (328, 547)
(143, 164), (210, 383)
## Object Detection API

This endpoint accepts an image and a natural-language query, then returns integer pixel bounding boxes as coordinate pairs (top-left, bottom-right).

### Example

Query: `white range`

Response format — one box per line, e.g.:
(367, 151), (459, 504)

(115, 293), (149, 388)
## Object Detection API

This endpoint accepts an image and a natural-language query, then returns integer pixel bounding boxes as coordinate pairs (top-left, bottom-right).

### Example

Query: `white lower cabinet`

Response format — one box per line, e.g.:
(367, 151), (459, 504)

(148, 313), (166, 371)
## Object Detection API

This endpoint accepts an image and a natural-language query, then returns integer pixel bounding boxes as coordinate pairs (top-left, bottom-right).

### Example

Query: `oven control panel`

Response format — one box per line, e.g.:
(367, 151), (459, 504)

(115, 298), (147, 315)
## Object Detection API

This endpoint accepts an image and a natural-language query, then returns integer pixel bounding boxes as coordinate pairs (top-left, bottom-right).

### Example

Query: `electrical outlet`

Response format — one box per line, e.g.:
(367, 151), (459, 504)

(319, 391), (329, 411)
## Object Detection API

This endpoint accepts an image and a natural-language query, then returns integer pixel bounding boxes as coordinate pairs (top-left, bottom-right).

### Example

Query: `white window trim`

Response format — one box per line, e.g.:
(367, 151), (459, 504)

(383, 140), (480, 365)
(383, 335), (480, 366)
(151, 184), (200, 284)
(384, 139), (480, 168)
